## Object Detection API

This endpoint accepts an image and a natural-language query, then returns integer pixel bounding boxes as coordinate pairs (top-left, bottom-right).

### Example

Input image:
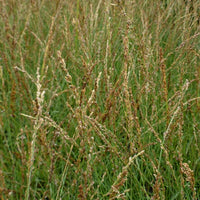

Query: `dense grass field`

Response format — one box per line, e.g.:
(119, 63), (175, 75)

(0, 0), (200, 199)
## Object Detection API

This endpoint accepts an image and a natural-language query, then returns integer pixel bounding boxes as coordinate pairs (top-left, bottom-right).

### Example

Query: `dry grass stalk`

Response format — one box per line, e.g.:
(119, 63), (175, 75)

(151, 172), (162, 200)
(42, 115), (77, 146)
(159, 48), (169, 125)
(105, 150), (145, 199)
(94, 0), (103, 30)
(101, 77), (122, 123)
(129, 88), (142, 148)
(123, 24), (135, 154)
(104, 0), (111, 93)
(164, 79), (190, 140)
(145, 153), (165, 199)
(85, 116), (121, 158)
(78, 184), (86, 200)
(41, 0), (62, 76)
(57, 50), (72, 83)
(181, 162), (197, 200)
(91, 172), (106, 199)
(25, 67), (45, 200)
(85, 71), (102, 113)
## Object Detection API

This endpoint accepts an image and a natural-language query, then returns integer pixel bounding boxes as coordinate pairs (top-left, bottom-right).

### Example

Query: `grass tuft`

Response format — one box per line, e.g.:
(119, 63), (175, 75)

(0, 0), (200, 199)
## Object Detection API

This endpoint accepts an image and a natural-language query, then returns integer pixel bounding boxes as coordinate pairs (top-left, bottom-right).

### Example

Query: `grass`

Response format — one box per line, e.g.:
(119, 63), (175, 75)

(0, 0), (200, 199)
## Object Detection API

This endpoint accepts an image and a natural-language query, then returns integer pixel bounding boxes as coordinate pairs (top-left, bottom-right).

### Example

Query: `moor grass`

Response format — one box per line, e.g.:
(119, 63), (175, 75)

(0, 0), (200, 199)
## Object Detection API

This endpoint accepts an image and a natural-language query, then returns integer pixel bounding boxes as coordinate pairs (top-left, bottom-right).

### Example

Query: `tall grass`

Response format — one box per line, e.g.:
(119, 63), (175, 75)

(0, 0), (200, 199)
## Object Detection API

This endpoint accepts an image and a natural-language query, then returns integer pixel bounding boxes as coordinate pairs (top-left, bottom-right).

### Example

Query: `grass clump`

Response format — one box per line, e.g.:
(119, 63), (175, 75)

(0, 0), (200, 199)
